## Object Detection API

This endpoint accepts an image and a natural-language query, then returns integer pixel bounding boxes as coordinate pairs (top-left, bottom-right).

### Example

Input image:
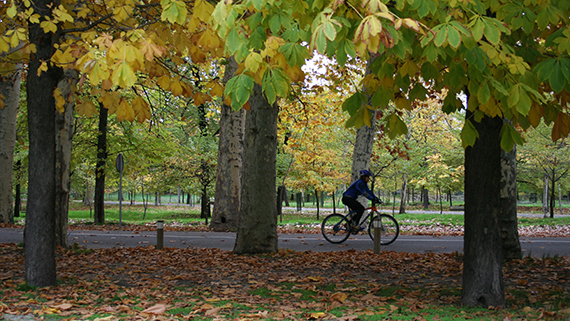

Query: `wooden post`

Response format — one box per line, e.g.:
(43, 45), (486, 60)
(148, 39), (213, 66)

(373, 218), (381, 254)
(157, 220), (164, 250)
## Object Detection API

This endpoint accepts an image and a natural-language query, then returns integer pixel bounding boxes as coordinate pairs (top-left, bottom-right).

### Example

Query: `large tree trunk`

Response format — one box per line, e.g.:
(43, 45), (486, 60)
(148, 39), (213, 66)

(54, 70), (77, 248)
(499, 146), (522, 260)
(233, 83), (278, 254)
(94, 105), (108, 224)
(211, 57), (244, 231)
(0, 64), (22, 224)
(25, 9), (63, 287)
(462, 112), (505, 307)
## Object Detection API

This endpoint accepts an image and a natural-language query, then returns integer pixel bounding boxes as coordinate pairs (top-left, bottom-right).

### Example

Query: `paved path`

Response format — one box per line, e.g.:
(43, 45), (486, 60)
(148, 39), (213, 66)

(2, 228), (569, 257)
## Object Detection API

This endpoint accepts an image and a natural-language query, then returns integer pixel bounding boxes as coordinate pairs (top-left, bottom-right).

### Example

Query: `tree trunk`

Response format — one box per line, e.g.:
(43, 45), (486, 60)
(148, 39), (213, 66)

(211, 60), (244, 231)
(0, 64), (22, 224)
(542, 174), (549, 218)
(499, 146), (522, 260)
(94, 105), (108, 224)
(462, 112), (505, 307)
(201, 187), (210, 225)
(549, 169), (556, 218)
(25, 11), (63, 286)
(422, 188), (429, 210)
(314, 189), (320, 220)
(233, 83), (278, 254)
(54, 70), (77, 248)
(398, 175), (407, 214)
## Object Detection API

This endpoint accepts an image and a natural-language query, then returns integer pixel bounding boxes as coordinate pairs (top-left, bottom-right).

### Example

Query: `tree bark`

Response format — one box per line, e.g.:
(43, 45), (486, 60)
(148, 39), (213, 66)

(233, 83), (278, 254)
(542, 174), (549, 218)
(25, 8), (63, 286)
(399, 175), (408, 214)
(499, 146), (522, 260)
(94, 105), (108, 224)
(0, 64), (22, 224)
(54, 70), (77, 248)
(422, 188), (429, 210)
(211, 57), (244, 231)
(462, 112), (505, 307)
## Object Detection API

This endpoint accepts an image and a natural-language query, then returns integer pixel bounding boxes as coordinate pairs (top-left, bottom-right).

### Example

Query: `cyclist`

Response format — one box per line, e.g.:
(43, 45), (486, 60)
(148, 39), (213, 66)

(342, 170), (383, 232)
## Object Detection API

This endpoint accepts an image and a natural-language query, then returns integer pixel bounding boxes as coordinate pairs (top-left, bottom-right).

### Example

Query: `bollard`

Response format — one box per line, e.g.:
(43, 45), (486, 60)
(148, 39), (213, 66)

(373, 218), (381, 254)
(157, 220), (164, 250)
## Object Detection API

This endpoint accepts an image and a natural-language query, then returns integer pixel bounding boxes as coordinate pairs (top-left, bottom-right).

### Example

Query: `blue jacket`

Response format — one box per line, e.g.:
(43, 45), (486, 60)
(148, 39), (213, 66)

(343, 179), (377, 201)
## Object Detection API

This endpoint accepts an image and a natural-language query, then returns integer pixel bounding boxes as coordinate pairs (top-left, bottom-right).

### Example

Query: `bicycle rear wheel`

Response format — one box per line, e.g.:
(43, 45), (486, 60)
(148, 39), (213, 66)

(321, 213), (351, 244)
(368, 214), (399, 245)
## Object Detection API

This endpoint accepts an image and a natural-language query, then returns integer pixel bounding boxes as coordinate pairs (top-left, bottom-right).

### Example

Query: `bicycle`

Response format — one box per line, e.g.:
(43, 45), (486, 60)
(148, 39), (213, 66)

(321, 200), (399, 245)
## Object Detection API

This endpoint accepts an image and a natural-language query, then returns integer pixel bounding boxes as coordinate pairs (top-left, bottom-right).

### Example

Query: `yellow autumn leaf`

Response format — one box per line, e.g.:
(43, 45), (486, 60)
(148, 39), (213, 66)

(99, 92), (120, 114)
(330, 292), (348, 302)
(208, 82), (224, 97)
(158, 75), (171, 90)
(77, 99), (98, 118)
(132, 96), (151, 123)
(308, 312), (327, 319)
(139, 39), (164, 61)
(395, 97), (412, 110)
(90, 60), (110, 85)
(7, 3), (18, 18)
(193, 92), (206, 105)
(37, 61), (49, 76)
(54, 88), (66, 114)
(245, 52), (263, 73)
(53, 5), (74, 23)
(111, 60), (137, 88)
(0, 94), (6, 109)
(193, 0), (214, 22)
(40, 20), (58, 33)
(116, 98), (135, 122)
(171, 80), (184, 96)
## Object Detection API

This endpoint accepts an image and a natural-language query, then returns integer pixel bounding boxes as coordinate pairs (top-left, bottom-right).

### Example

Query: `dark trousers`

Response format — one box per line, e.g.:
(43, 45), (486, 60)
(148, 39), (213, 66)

(342, 195), (365, 224)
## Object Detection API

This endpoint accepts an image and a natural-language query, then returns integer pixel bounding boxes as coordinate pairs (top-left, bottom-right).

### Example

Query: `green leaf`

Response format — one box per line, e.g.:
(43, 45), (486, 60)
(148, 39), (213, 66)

(507, 84), (520, 109)
(550, 62), (566, 93)
(482, 17), (501, 45)
(385, 113), (408, 139)
(225, 74), (254, 111)
(477, 81), (490, 104)
(262, 67), (290, 105)
(323, 21), (337, 41)
(433, 25), (447, 47)
(225, 27), (242, 55)
(471, 18), (485, 41)
(500, 123), (524, 152)
(461, 120), (479, 149)
(342, 92), (364, 114)
(279, 43), (310, 67)
(251, 0), (264, 11)
(447, 26), (461, 49)
(371, 86), (390, 108)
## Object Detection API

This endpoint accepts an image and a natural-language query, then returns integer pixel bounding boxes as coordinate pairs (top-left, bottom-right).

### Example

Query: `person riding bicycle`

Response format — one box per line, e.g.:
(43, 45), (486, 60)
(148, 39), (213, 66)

(342, 170), (383, 232)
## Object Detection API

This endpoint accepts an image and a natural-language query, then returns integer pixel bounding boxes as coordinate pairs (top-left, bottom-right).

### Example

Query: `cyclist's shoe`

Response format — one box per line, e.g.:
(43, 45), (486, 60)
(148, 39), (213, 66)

(350, 226), (360, 235)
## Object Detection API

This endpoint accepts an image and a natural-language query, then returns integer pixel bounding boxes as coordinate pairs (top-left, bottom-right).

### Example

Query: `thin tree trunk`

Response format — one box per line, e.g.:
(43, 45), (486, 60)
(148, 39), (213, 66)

(543, 174), (549, 218)
(462, 111), (505, 307)
(0, 64), (22, 224)
(94, 105), (108, 224)
(499, 146), (522, 260)
(398, 175), (408, 214)
(550, 170), (556, 218)
(233, 83), (278, 255)
(25, 10), (63, 286)
(315, 189), (320, 220)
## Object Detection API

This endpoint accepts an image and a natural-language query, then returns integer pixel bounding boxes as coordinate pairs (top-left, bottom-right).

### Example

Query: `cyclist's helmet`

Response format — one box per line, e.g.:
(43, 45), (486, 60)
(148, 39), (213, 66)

(360, 169), (373, 177)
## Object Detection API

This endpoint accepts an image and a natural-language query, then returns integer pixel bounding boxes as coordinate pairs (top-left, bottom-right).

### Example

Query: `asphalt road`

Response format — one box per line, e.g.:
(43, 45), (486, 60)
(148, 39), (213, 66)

(2, 228), (569, 258)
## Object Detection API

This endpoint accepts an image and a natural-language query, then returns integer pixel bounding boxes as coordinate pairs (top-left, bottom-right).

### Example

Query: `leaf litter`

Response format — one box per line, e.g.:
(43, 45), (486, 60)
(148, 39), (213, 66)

(1, 237), (570, 321)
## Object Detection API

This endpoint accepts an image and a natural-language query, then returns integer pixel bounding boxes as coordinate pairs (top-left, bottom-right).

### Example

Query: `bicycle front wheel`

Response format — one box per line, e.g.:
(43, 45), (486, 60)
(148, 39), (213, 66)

(368, 214), (399, 245)
(321, 214), (351, 244)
